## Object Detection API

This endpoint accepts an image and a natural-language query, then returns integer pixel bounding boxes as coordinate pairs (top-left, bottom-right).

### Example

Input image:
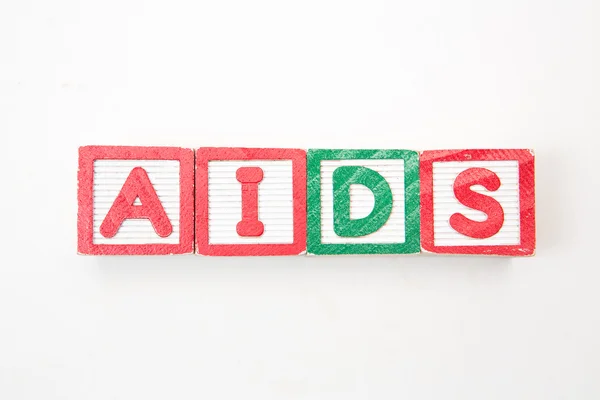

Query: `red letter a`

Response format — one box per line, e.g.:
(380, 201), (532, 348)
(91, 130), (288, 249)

(100, 167), (173, 238)
(449, 168), (505, 239)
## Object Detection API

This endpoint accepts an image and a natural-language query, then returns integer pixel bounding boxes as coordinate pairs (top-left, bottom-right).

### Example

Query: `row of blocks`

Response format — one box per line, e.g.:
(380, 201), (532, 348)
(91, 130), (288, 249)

(78, 146), (535, 256)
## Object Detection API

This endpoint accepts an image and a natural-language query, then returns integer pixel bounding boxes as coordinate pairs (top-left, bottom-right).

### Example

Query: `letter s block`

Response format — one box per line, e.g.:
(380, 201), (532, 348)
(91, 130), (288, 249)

(196, 148), (307, 256)
(78, 146), (195, 255)
(420, 149), (535, 256)
(307, 149), (420, 255)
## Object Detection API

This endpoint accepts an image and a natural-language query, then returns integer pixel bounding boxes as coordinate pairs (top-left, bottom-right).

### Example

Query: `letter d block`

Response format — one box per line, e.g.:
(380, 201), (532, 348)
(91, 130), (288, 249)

(420, 149), (535, 256)
(78, 146), (195, 255)
(307, 149), (420, 255)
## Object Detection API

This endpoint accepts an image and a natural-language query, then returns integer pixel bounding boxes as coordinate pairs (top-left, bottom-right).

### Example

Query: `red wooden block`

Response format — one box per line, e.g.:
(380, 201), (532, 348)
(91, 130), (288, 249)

(78, 146), (195, 255)
(196, 148), (307, 256)
(420, 149), (535, 256)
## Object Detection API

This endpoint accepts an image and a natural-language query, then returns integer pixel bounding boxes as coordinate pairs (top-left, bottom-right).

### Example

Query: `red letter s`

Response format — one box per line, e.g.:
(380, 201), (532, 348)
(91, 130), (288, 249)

(449, 168), (504, 239)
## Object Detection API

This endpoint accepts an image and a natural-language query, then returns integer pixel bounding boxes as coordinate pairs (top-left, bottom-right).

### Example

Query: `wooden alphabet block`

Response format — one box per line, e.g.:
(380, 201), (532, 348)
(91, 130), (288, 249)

(420, 149), (535, 256)
(307, 149), (421, 255)
(77, 146), (195, 255)
(195, 148), (307, 256)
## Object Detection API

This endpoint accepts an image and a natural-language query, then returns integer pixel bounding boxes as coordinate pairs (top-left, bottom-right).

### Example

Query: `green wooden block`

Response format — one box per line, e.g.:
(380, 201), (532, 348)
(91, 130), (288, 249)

(307, 149), (420, 255)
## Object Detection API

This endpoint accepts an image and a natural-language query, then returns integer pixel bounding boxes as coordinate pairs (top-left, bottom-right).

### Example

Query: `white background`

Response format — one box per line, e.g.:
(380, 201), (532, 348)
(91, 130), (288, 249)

(1, 0), (599, 399)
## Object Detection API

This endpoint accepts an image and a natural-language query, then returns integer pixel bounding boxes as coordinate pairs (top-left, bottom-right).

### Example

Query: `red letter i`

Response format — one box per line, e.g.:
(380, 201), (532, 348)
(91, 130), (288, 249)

(236, 167), (264, 237)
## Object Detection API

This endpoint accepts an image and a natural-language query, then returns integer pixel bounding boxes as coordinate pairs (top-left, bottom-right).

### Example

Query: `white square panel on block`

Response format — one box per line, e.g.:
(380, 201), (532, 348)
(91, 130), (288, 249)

(432, 160), (520, 246)
(208, 160), (294, 244)
(320, 159), (405, 244)
(93, 160), (181, 244)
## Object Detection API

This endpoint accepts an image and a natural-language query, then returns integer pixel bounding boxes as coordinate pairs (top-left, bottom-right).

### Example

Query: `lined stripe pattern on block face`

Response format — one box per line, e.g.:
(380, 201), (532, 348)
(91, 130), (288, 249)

(93, 160), (180, 244)
(208, 160), (294, 244)
(320, 159), (405, 244)
(433, 160), (520, 246)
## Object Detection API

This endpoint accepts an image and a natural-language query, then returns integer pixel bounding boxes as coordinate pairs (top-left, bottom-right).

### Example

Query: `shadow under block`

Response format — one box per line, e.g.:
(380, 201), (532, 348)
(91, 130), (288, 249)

(420, 149), (535, 256)
(77, 146), (195, 255)
(195, 147), (307, 256)
(307, 149), (421, 255)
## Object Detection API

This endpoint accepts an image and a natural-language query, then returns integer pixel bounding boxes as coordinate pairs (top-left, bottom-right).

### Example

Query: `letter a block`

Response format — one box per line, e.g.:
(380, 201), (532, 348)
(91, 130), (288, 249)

(196, 148), (307, 256)
(78, 146), (195, 255)
(420, 149), (535, 256)
(307, 149), (420, 255)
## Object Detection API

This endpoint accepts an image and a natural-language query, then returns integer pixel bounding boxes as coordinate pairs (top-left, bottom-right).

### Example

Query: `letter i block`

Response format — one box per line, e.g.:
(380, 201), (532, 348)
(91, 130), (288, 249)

(420, 149), (535, 256)
(307, 149), (420, 255)
(78, 146), (195, 255)
(196, 148), (307, 256)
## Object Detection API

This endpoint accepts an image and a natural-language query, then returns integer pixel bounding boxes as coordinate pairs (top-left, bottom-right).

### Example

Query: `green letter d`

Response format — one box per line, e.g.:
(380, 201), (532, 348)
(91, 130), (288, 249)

(332, 166), (393, 237)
